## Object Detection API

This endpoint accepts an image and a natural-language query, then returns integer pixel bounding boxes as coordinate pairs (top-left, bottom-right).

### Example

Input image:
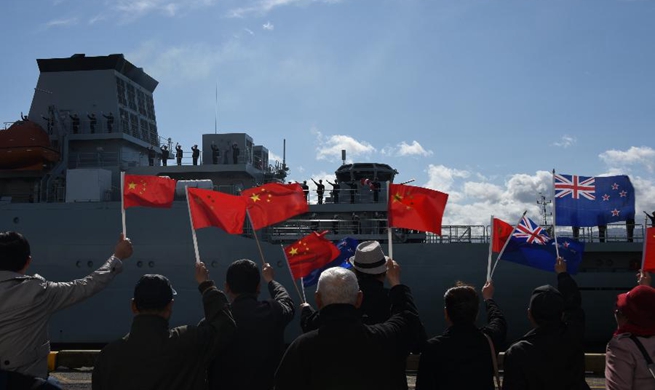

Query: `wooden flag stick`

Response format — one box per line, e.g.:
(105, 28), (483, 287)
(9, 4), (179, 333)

(246, 209), (267, 266)
(487, 214), (494, 282)
(184, 186), (201, 264)
(120, 171), (127, 237)
(552, 169), (560, 258)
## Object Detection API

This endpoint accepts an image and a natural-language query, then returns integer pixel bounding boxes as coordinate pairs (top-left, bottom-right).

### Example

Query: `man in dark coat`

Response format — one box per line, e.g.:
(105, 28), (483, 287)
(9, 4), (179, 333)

(301, 181), (309, 202)
(191, 145), (200, 166)
(299, 241), (425, 390)
(502, 257), (590, 390)
(276, 259), (421, 390)
(415, 281), (507, 390)
(311, 179), (325, 204)
(175, 144), (183, 166)
(147, 147), (156, 166)
(207, 260), (295, 390)
(160, 145), (169, 166)
(92, 264), (235, 390)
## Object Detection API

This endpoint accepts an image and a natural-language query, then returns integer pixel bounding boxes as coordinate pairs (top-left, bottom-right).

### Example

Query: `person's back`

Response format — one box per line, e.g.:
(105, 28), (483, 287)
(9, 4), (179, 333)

(208, 260), (294, 390)
(92, 263), (235, 390)
(416, 281), (506, 390)
(276, 261), (420, 390)
(502, 258), (589, 390)
(0, 231), (132, 382)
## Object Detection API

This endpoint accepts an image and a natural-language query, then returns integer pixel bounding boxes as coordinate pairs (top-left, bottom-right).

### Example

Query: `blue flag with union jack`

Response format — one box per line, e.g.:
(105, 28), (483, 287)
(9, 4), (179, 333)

(502, 216), (585, 273)
(554, 173), (635, 227)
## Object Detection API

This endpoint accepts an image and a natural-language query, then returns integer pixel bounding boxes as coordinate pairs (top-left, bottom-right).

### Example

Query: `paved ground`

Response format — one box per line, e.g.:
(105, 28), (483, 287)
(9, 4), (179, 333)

(52, 370), (608, 389)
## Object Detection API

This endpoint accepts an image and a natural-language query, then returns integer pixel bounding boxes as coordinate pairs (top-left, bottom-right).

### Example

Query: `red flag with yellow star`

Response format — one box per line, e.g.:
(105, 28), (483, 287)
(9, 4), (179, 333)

(187, 187), (247, 233)
(643, 227), (655, 272)
(123, 174), (176, 209)
(241, 183), (309, 230)
(388, 184), (448, 235)
(284, 231), (341, 279)
(492, 218), (515, 252)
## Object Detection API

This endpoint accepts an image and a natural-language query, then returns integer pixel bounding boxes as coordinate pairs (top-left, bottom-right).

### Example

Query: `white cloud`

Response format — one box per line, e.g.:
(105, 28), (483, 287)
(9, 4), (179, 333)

(244, 28), (255, 35)
(263, 21), (274, 30)
(397, 141), (433, 157)
(553, 135), (576, 148)
(113, 0), (215, 21)
(425, 164), (470, 193)
(228, 0), (341, 18)
(45, 17), (78, 28)
(599, 146), (655, 173)
(312, 126), (376, 161)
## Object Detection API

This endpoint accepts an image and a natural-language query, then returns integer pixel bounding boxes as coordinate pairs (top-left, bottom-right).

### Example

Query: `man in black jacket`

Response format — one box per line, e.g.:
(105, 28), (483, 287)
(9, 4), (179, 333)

(415, 280), (506, 390)
(300, 240), (425, 390)
(502, 257), (590, 390)
(92, 263), (236, 390)
(277, 259), (421, 390)
(207, 260), (295, 390)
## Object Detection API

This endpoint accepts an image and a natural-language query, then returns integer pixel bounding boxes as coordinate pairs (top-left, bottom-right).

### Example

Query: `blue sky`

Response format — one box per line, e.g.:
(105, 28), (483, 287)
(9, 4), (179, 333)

(1, 0), (654, 225)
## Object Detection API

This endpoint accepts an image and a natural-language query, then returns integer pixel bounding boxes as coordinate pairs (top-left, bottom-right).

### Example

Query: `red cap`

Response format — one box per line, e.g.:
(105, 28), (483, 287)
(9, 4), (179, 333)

(616, 285), (655, 336)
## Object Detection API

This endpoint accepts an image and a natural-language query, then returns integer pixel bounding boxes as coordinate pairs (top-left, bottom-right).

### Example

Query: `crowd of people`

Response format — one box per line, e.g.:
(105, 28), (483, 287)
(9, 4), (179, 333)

(300, 178), (382, 205)
(0, 232), (653, 390)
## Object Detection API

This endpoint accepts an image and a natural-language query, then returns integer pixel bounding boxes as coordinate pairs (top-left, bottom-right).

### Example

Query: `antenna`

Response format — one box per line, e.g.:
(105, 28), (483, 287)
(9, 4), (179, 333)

(282, 139), (287, 171)
(537, 192), (552, 226)
(214, 82), (218, 134)
(341, 149), (346, 165)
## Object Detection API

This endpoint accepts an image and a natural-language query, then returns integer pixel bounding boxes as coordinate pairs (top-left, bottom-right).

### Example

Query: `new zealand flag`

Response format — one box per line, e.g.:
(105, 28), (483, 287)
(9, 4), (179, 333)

(554, 173), (635, 227)
(501, 216), (585, 274)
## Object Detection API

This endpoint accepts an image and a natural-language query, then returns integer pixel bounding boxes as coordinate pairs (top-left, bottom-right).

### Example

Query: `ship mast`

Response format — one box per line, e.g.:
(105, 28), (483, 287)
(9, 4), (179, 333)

(537, 193), (552, 226)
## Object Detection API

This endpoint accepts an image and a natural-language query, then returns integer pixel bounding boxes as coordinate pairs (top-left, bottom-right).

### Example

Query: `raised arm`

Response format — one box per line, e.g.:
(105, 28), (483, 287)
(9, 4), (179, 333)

(46, 233), (133, 313)
(481, 281), (507, 351)
(555, 257), (585, 338)
(263, 263), (295, 325)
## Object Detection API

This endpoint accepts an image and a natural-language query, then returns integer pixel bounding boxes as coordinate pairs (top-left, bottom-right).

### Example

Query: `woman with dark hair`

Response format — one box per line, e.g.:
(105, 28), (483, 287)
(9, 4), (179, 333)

(605, 270), (655, 390)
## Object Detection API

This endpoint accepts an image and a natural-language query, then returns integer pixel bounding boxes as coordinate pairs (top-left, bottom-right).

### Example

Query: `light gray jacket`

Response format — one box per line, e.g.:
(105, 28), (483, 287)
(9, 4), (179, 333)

(0, 256), (123, 378)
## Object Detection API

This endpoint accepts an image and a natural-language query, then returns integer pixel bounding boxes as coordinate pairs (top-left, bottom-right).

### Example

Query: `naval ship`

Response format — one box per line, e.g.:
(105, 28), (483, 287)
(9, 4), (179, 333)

(0, 54), (645, 351)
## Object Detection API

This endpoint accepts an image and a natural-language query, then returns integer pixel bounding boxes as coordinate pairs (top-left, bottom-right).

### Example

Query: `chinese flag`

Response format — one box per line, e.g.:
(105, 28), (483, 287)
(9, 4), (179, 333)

(187, 187), (247, 234)
(241, 183), (309, 230)
(284, 231), (341, 280)
(388, 184), (448, 235)
(492, 218), (515, 253)
(643, 227), (655, 272)
(123, 174), (176, 209)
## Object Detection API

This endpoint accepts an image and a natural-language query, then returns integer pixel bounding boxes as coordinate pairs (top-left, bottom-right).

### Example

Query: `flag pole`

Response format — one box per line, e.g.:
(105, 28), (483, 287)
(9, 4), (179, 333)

(247, 209), (267, 265)
(386, 180), (394, 259)
(280, 245), (305, 303)
(300, 277), (307, 303)
(120, 171), (126, 237)
(641, 229), (648, 271)
(552, 169), (560, 258)
(491, 210), (527, 278)
(487, 215), (494, 282)
(184, 186), (201, 264)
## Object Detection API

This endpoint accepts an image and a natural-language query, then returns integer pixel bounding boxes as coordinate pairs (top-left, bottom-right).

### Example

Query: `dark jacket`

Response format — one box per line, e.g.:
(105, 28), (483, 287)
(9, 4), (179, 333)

(502, 272), (590, 390)
(415, 299), (507, 390)
(300, 277), (425, 390)
(91, 281), (235, 390)
(276, 284), (421, 390)
(208, 280), (294, 390)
